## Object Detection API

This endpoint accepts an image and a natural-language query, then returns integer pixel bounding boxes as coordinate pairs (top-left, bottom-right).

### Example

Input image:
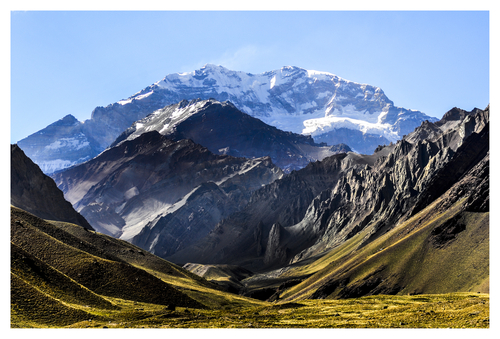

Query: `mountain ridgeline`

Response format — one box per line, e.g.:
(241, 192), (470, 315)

(51, 130), (284, 256)
(11, 144), (93, 230)
(17, 64), (434, 174)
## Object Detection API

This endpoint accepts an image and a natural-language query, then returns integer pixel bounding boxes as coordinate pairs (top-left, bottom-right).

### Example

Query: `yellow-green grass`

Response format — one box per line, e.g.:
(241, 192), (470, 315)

(11, 242), (116, 310)
(11, 204), (489, 328)
(48, 221), (267, 309)
(138, 265), (268, 309)
(60, 293), (488, 328)
(11, 273), (101, 328)
(11, 206), (268, 328)
(50, 220), (215, 288)
(279, 198), (488, 301)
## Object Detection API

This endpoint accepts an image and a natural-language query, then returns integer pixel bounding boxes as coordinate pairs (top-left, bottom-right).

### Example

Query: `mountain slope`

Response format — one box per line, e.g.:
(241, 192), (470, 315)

(112, 98), (345, 172)
(10, 206), (205, 328)
(166, 106), (488, 273)
(230, 106), (488, 300)
(51, 131), (283, 258)
(11, 144), (93, 230)
(11, 205), (277, 328)
(18, 64), (435, 173)
(14, 114), (102, 174)
(166, 152), (350, 269)
(280, 169), (489, 301)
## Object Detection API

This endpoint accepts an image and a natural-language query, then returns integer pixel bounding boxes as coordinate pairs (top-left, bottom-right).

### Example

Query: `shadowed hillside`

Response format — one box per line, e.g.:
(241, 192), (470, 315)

(11, 144), (93, 230)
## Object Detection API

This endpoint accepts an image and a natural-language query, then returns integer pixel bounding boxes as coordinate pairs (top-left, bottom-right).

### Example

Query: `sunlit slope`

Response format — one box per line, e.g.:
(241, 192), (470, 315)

(49, 219), (216, 289)
(50, 219), (270, 309)
(279, 197), (488, 301)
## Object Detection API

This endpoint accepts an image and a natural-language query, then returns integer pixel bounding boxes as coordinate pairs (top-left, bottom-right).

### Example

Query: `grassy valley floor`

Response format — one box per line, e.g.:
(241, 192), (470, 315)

(13, 292), (489, 328)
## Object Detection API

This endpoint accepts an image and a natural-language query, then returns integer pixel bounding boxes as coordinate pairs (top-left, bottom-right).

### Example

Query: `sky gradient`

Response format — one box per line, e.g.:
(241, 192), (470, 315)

(10, 10), (490, 143)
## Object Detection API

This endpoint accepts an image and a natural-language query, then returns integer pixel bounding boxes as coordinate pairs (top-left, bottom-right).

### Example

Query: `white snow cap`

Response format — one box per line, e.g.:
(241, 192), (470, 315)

(115, 64), (432, 141)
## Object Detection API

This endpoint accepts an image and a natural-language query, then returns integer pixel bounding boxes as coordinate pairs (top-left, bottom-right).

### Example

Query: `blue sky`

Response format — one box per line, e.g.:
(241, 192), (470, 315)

(10, 10), (490, 143)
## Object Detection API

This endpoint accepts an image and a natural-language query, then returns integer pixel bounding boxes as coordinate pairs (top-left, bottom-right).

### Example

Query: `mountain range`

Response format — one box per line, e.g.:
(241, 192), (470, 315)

(49, 103), (489, 297)
(111, 98), (350, 172)
(17, 64), (435, 173)
(51, 130), (284, 248)
(10, 64), (489, 328)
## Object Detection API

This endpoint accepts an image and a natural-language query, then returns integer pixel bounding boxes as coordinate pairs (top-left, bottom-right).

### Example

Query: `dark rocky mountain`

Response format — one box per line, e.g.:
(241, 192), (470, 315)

(164, 106), (488, 272)
(12, 103), (489, 309)
(51, 131), (283, 257)
(11, 144), (93, 230)
(112, 98), (344, 172)
(17, 64), (435, 174)
(165, 152), (350, 268)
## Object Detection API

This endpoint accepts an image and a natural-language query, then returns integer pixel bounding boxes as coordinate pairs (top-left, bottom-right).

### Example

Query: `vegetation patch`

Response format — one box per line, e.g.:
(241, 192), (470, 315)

(55, 293), (491, 328)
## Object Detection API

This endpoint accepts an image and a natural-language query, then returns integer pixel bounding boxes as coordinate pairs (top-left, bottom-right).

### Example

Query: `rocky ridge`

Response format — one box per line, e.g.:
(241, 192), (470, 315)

(112, 98), (346, 172)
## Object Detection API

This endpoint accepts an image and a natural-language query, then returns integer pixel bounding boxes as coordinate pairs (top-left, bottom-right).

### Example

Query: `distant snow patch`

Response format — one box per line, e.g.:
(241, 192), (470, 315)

(45, 136), (90, 151)
(302, 115), (399, 142)
(118, 90), (154, 105)
(38, 156), (90, 174)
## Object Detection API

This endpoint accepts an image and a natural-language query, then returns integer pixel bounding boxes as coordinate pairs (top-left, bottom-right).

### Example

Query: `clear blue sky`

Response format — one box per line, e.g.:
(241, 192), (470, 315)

(10, 10), (490, 143)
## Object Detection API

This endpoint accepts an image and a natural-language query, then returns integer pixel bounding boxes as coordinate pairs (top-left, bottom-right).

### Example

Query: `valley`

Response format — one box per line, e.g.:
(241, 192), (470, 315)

(10, 206), (488, 329)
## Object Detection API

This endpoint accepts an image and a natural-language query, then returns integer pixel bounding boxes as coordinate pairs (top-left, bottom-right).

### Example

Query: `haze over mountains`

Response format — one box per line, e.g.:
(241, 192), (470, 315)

(17, 64), (435, 174)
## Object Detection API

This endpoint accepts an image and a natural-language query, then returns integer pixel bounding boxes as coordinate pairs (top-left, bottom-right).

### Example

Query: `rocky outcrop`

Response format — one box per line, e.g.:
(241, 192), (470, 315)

(182, 263), (254, 294)
(263, 223), (288, 266)
(165, 153), (348, 268)
(288, 106), (489, 262)
(10, 144), (93, 230)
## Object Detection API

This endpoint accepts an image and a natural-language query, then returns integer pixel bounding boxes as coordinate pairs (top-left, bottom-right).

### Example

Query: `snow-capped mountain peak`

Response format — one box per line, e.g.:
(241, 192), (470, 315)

(18, 64), (437, 173)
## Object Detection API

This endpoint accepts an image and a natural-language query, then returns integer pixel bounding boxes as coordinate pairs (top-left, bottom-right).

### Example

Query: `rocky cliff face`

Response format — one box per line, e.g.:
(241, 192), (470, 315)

(263, 223), (288, 266)
(165, 152), (349, 268)
(165, 106), (488, 270)
(18, 64), (435, 173)
(51, 131), (283, 257)
(11, 144), (93, 230)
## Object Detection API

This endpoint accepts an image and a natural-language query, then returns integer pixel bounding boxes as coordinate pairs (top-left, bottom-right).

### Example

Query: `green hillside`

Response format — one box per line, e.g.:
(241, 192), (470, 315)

(277, 198), (488, 301)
